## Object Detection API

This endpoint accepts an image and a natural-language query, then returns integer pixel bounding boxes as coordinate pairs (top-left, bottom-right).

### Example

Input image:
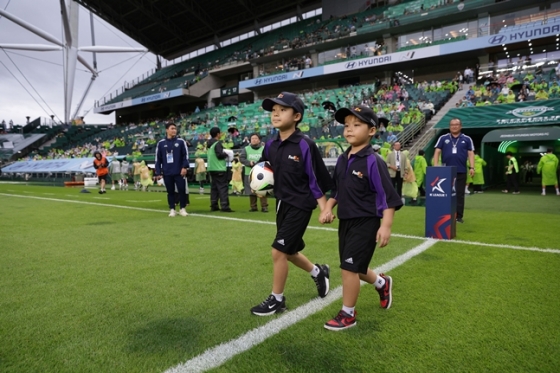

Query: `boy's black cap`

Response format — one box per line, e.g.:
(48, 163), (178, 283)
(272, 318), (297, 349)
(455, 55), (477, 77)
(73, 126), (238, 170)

(335, 105), (379, 127)
(262, 92), (305, 116)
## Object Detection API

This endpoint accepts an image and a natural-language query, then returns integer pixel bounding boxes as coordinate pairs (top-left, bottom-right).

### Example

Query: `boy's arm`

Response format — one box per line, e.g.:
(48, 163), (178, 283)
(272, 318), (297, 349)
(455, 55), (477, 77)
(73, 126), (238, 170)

(377, 207), (395, 247)
(214, 141), (228, 159)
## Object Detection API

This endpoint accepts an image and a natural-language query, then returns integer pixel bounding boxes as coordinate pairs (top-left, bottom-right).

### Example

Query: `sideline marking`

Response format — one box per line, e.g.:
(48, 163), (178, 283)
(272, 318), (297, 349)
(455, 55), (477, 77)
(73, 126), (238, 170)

(125, 200), (160, 203)
(1, 193), (558, 253)
(164, 239), (438, 373)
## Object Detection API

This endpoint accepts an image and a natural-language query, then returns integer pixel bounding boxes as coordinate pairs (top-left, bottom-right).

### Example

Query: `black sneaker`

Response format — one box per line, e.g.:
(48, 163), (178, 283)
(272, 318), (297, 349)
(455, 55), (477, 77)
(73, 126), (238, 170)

(250, 294), (286, 316)
(312, 264), (330, 298)
(262, 207), (269, 212)
(456, 218), (464, 223)
(221, 208), (235, 212)
(249, 209), (258, 212)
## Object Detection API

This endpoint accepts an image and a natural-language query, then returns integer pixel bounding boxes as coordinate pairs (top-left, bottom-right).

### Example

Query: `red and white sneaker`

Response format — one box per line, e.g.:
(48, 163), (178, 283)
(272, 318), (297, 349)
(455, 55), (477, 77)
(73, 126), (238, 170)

(324, 310), (356, 331)
(375, 274), (392, 309)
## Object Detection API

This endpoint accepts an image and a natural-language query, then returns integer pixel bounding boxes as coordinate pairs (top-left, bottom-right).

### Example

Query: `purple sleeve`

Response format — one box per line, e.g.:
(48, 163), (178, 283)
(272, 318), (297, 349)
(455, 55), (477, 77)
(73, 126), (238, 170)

(366, 154), (389, 217)
(300, 140), (325, 199)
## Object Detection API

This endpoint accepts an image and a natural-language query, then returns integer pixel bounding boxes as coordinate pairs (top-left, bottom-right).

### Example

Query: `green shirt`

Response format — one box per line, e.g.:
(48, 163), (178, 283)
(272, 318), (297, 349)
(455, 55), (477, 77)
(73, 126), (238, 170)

(244, 145), (264, 175)
(207, 141), (226, 172)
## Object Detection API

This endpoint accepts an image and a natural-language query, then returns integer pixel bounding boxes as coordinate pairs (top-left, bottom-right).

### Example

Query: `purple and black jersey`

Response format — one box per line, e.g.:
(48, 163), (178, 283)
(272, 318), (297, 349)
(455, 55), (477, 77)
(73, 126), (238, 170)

(262, 129), (333, 211)
(331, 146), (402, 219)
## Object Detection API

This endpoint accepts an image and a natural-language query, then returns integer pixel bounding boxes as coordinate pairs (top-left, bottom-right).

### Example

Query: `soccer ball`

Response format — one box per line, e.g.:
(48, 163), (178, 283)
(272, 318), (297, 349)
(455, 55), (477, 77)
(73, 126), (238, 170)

(249, 161), (274, 197)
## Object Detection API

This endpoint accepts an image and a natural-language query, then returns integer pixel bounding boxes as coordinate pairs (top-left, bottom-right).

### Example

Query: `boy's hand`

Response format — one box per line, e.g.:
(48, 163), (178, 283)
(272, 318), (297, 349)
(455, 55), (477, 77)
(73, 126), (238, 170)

(376, 226), (391, 247)
(319, 210), (335, 224)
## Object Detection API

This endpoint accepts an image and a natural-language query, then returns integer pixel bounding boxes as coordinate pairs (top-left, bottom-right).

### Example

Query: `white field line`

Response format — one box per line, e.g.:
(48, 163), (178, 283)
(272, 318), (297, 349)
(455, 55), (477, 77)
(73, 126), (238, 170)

(163, 239), (438, 373)
(1, 193), (559, 254)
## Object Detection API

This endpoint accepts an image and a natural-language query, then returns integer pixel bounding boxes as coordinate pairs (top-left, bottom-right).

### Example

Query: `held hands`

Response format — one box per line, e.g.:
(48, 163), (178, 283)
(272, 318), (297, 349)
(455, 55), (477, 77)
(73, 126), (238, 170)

(319, 209), (336, 225)
(376, 226), (391, 248)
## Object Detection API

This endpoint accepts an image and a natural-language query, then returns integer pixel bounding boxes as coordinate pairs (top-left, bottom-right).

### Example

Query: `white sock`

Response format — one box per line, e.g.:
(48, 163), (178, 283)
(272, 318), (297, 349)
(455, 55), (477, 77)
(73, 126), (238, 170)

(342, 305), (355, 316)
(309, 265), (320, 277)
(542, 188), (546, 194)
(272, 292), (283, 302)
(374, 275), (386, 289)
(556, 188), (559, 193)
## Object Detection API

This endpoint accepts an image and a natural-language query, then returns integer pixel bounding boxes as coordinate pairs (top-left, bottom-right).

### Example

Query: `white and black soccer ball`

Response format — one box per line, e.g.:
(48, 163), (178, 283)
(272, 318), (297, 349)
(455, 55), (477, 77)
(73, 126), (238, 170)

(249, 161), (274, 197)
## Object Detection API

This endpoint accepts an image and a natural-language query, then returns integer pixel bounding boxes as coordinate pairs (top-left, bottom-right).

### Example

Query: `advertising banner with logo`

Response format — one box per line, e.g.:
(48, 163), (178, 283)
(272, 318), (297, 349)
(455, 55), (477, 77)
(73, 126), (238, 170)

(94, 89), (184, 113)
(434, 100), (560, 129)
(440, 19), (560, 55)
(0, 157), (118, 174)
(425, 166), (457, 239)
(323, 46), (441, 74)
(239, 67), (325, 89)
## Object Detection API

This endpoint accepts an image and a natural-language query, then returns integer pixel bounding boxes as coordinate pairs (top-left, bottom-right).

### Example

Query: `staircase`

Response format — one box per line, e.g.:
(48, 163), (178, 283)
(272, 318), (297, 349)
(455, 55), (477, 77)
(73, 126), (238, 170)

(406, 89), (465, 157)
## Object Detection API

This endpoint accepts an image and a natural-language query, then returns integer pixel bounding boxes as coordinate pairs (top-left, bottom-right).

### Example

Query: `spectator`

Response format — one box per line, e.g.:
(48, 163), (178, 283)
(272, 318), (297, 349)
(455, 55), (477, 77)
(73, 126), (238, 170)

(93, 150), (109, 194)
(537, 148), (560, 195)
(240, 133), (268, 212)
(386, 141), (406, 199)
(207, 127), (234, 212)
(471, 150), (487, 193)
(502, 151), (520, 194)
(386, 131), (398, 143)
(414, 149), (428, 197)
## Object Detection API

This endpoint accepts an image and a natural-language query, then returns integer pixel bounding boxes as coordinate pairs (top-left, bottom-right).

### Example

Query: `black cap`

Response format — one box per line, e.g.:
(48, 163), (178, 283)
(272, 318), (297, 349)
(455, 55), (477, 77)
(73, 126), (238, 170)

(262, 92), (305, 117)
(335, 105), (379, 127)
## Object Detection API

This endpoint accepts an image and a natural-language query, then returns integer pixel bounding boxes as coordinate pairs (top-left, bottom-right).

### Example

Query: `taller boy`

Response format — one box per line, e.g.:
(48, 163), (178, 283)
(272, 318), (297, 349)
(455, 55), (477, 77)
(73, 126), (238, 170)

(250, 92), (333, 316)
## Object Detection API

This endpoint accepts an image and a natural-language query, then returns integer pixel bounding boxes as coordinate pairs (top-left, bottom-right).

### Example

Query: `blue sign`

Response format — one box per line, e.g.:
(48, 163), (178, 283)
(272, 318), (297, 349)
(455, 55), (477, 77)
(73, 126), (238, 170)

(239, 67), (324, 89)
(425, 166), (457, 239)
(132, 89), (183, 106)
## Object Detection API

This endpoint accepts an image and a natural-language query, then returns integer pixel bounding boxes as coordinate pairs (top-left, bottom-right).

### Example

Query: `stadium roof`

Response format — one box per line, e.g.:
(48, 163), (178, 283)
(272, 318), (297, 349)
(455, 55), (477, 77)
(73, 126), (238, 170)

(76, 0), (322, 60)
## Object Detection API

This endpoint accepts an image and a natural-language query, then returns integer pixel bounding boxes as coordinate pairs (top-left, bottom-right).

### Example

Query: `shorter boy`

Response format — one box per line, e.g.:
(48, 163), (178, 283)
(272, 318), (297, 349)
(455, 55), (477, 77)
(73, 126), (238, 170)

(320, 105), (402, 331)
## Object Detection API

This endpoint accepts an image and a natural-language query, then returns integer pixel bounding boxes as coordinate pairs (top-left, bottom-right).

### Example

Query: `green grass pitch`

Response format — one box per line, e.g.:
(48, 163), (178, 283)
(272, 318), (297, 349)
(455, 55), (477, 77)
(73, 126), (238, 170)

(0, 183), (559, 373)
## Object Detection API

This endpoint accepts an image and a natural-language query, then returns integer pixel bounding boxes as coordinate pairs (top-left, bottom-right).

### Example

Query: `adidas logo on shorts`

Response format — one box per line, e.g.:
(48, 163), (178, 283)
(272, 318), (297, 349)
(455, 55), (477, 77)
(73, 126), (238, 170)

(345, 257), (353, 264)
(277, 239), (285, 246)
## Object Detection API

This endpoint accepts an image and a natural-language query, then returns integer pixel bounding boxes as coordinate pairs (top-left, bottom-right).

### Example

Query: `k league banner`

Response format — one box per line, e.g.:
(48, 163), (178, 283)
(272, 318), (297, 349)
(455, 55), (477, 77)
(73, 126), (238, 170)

(425, 166), (457, 240)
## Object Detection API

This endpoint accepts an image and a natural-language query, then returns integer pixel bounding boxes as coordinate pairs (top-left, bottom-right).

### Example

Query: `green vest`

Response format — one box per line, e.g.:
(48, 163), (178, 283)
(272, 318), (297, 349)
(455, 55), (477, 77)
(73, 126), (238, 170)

(507, 157), (519, 174)
(207, 141), (226, 172)
(244, 145), (264, 175)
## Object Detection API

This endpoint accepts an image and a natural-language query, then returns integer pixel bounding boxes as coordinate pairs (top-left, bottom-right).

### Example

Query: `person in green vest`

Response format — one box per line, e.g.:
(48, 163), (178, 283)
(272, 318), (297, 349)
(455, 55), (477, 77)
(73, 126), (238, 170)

(537, 148), (560, 195)
(535, 89), (549, 101)
(502, 151), (520, 194)
(413, 150), (428, 197)
(207, 127), (234, 212)
(470, 151), (487, 193)
(240, 133), (269, 212)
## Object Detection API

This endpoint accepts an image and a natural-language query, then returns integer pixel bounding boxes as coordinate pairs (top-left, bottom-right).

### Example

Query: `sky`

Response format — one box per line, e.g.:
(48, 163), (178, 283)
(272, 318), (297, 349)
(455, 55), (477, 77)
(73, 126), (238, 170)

(0, 0), (182, 125)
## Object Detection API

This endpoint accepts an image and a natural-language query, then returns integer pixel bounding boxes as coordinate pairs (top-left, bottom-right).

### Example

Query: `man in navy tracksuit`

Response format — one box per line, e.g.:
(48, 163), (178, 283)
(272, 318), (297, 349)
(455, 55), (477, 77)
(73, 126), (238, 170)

(155, 122), (190, 217)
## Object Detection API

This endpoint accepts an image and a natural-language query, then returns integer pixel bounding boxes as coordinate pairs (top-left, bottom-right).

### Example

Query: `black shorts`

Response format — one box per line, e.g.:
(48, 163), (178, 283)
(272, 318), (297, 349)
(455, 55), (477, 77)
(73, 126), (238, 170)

(98, 174), (108, 182)
(339, 217), (380, 274)
(272, 201), (312, 255)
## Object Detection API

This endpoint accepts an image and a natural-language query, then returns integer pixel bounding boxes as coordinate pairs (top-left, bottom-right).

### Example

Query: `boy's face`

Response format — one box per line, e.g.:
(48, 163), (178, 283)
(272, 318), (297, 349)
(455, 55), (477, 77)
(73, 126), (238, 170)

(270, 104), (301, 131)
(343, 115), (375, 147)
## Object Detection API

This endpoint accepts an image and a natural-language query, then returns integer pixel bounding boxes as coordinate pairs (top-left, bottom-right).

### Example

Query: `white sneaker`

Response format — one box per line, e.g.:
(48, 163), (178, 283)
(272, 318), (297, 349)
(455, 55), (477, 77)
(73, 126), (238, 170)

(465, 189), (471, 194)
(179, 208), (188, 216)
(111, 186), (115, 190)
(169, 209), (176, 217)
(199, 187), (204, 195)
(542, 192), (546, 196)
